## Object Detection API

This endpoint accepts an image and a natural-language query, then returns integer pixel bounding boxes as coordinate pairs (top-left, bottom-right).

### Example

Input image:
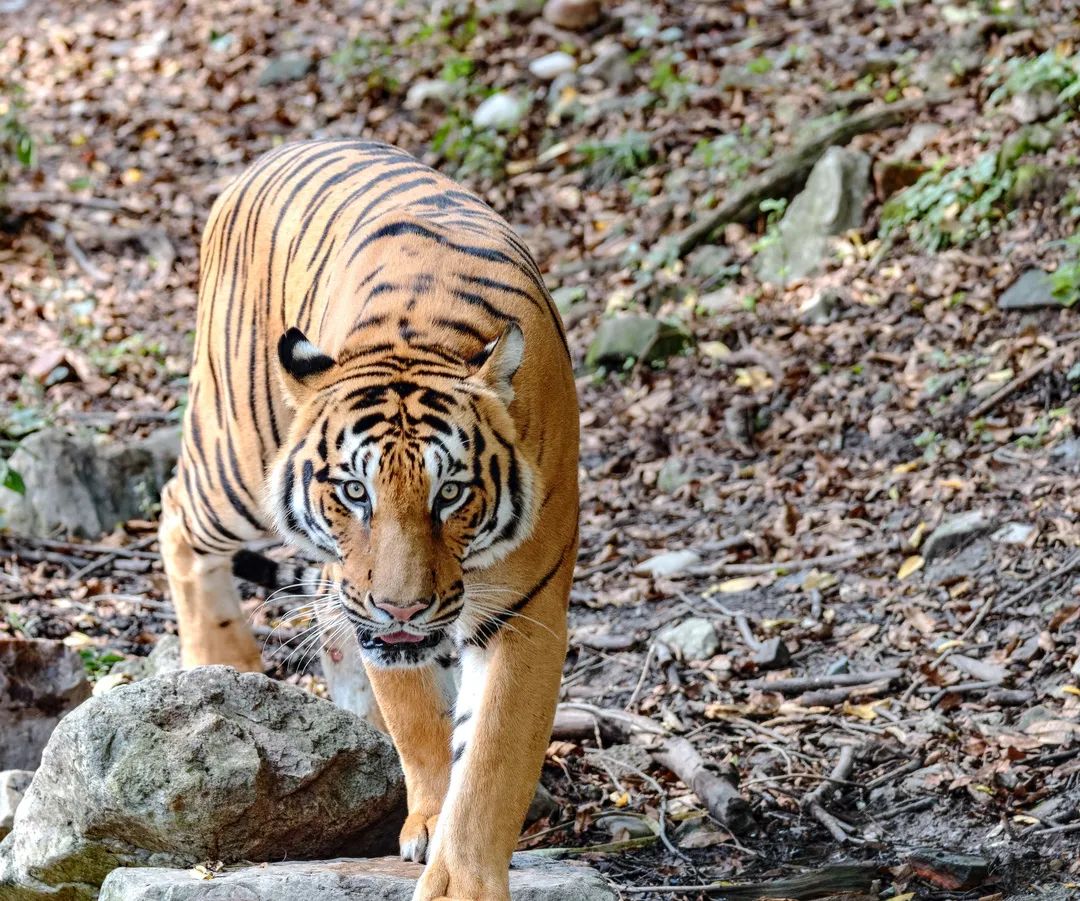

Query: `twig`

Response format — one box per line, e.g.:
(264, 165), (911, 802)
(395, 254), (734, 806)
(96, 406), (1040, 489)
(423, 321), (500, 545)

(620, 862), (880, 897)
(4, 190), (140, 214)
(742, 668), (904, 694)
(63, 230), (111, 286)
(693, 541), (895, 577)
(958, 550), (1080, 642)
(967, 340), (1080, 421)
(552, 704), (754, 833)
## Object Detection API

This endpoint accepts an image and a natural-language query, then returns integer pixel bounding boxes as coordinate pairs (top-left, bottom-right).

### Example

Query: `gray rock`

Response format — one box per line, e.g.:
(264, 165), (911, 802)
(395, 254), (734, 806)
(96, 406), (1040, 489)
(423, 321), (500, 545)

(529, 52), (576, 80)
(525, 783), (559, 824)
(634, 550), (701, 578)
(991, 522), (1035, 545)
(101, 856), (615, 901)
(403, 79), (454, 110)
(110, 635), (182, 681)
(0, 667), (404, 900)
(755, 147), (871, 284)
(658, 617), (720, 662)
(473, 93), (529, 131)
(585, 316), (691, 370)
(0, 771), (32, 840)
(799, 288), (843, 324)
(0, 427), (180, 538)
(550, 285), (586, 313)
(258, 53), (313, 86)
(579, 43), (634, 89)
(998, 269), (1060, 311)
(893, 123), (945, 161)
(0, 638), (91, 770)
(542, 0), (601, 31)
(595, 814), (656, 840)
(922, 511), (995, 561)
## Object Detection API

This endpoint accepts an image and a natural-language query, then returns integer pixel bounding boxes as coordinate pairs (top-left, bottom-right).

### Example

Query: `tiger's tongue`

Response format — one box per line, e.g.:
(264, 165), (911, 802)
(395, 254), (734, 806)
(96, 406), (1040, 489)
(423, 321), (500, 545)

(380, 631), (427, 644)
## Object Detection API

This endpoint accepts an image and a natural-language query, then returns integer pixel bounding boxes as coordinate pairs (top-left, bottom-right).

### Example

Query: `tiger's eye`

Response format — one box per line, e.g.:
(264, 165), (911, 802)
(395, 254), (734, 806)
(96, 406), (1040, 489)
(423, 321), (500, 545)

(439, 482), (462, 503)
(342, 481), (367, 502)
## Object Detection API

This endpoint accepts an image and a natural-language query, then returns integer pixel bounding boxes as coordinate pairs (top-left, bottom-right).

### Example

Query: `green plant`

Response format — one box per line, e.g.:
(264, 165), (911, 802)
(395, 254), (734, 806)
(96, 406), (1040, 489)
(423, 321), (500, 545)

(1051, 233), (1080, 306)
(430, 111), (507, 181)
(79, 647), (126, 680)
(578, 131), (654, 185)
(0, 82), (34, 192)
(648, 55), (692, 108)
(750, 197), (788, 254)
(986, 49), (1080, 107)
(880, 150), (1017, 251)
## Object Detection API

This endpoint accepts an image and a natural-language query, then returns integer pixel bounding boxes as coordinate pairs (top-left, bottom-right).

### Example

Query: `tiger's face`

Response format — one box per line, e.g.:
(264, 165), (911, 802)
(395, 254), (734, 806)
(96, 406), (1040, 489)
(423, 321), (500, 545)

(268, 325), (536, 667)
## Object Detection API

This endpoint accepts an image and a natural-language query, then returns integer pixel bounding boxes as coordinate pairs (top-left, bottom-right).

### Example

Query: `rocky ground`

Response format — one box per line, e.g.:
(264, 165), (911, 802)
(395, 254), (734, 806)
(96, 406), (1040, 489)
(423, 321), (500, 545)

(1, 0), (1080, 898)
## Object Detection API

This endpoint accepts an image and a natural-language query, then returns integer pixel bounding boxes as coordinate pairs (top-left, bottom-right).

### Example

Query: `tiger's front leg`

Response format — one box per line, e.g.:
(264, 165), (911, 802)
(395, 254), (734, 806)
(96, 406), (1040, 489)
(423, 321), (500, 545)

(364, 661), (456, 863)
(414, 571), (570, 901)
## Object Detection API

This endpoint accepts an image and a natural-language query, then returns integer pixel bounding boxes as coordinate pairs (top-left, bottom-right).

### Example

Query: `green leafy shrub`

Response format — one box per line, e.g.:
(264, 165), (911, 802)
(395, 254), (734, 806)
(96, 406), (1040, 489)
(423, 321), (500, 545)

(880, 150), (1017, 251)
(0, 82), (34, 193)
(986, 49), (1080, 107)
(578, 131), (654, 185)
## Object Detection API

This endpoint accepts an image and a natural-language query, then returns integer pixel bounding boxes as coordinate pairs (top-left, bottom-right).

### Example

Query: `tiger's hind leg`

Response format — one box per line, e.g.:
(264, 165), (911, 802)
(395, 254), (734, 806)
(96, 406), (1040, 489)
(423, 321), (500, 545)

(159, 478), (264, 672)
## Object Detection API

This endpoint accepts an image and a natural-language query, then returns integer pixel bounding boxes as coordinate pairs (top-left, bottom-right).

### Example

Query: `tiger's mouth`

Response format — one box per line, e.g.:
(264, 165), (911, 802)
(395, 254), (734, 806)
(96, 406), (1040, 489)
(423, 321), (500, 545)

(354, 624), (449, 667)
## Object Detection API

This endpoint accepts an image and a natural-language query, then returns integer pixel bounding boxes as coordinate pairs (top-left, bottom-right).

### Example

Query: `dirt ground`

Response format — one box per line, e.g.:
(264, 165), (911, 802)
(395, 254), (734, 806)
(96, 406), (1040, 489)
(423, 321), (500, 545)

(1, 1), (1079, 898)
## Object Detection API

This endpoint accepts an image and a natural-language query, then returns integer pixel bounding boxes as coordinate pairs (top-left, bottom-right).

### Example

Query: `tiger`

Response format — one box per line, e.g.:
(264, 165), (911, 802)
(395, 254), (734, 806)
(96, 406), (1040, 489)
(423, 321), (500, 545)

(158, 138), (580, 901)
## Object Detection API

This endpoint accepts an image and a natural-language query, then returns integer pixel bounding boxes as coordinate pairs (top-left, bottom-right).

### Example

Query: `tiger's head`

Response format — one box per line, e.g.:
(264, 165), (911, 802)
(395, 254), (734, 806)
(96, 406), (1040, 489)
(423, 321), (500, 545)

(267, 325), (537, 667)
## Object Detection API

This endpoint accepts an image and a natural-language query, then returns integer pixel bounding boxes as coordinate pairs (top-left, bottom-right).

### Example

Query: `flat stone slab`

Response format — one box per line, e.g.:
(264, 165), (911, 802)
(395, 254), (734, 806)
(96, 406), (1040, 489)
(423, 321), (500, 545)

(100, 856), (617, 901)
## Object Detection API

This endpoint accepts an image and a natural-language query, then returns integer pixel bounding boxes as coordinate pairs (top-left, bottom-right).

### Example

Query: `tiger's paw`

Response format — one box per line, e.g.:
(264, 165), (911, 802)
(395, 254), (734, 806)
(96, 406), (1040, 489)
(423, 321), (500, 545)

(400, 812), (440, 863)
(411, 855), (510, 901)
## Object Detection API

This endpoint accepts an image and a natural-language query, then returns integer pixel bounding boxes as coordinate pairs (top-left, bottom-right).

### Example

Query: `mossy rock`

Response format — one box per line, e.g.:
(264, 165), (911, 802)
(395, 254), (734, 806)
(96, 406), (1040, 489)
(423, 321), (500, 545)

(585, 316), (692, 370)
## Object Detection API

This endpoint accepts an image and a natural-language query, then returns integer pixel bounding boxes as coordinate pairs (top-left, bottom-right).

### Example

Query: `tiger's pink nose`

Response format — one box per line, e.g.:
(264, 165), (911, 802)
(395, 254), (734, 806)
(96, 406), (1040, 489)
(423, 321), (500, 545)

(373, 599), (430, 622)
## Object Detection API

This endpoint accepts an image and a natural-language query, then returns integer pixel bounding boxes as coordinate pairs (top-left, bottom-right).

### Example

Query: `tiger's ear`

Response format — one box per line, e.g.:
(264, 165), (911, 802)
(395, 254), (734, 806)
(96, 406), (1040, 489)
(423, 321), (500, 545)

(277, 328), (335, 404)
(468, 323), (524, 404)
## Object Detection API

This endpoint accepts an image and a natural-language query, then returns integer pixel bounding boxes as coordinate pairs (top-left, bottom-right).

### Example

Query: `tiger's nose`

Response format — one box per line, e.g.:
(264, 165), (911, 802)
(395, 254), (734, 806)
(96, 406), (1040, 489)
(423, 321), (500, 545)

(372, 598), (431, 622)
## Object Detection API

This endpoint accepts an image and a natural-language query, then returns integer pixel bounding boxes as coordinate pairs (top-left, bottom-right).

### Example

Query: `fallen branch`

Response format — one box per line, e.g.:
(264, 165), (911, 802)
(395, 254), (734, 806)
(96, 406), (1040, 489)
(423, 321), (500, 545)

(671, 93), (950, 258)
(742, 668), (904, 694)
(803, 745), (858, 843)
(620, 862), (880, 898)
(967, 339), (1080, 421)
(4, 190), (141, 214)
(552, 704), (754, 834)
(693, 541), (895, 577)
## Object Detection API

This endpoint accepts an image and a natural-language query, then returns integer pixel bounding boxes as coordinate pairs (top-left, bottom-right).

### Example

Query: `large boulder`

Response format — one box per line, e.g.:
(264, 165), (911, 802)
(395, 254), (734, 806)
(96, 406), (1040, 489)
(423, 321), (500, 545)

(755, 146), (871, 284)
(0, 427), (180, 538)
(100, 856), (617, 901)
(0, 638), (91, 770)
(0, 667), (405, 900)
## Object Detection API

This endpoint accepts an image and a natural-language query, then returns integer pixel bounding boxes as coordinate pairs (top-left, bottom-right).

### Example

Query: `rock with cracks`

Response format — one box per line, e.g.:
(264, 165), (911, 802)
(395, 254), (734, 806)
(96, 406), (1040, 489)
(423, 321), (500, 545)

(99, 856), (618, 901)
(0, 667), (404, 900)
(0, 426), (180, 538)
(754, 146), (870, 284)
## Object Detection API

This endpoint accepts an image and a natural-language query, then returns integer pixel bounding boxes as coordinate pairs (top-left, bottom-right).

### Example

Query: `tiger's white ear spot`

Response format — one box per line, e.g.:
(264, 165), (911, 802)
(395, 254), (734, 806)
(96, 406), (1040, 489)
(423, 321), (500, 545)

(470, 323), (524, 404)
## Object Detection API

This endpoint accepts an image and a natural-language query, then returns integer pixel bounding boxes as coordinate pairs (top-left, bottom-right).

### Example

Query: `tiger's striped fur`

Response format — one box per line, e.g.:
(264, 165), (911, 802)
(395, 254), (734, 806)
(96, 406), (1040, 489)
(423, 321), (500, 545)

(159, 139), (579, 901)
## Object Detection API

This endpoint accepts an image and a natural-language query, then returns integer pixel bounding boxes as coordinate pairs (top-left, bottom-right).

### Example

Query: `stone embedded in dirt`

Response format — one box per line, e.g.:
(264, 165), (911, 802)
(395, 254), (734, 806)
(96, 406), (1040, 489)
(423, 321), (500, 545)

(403, 79), (454, 110)
(893, 122), (946, 160)
(0, 426), (180, 538)
(0, 770), (33, 840)
(754, 146), (871, 284)
(752, 636), (792, 670)
(922, 510), (995, 561)
(585, 316), (692, 370)
(0, 638), (91, 770)
(542, 0), (601, 31)
(579, 42), (634, 89)
(998, 269), (1060, 311)
(658, 617), (720, 661)
(799, 288), (843, 324)
(0, 667), (405, 901)
(257, 53), (313, 86)
(526, 782), (560, 824)
(529, 51), (576, 80)
(472, 92), (529, 131)
(991, 522), (1035, 545)
(100, 856), (617, 901)
(634, 549), (701, 578)
(596, 813), (656, 840)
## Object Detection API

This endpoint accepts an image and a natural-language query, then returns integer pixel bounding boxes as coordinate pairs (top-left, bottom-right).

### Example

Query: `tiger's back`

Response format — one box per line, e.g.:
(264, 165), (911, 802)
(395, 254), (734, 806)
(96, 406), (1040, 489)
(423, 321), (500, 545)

(178, 140), (575, 554)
